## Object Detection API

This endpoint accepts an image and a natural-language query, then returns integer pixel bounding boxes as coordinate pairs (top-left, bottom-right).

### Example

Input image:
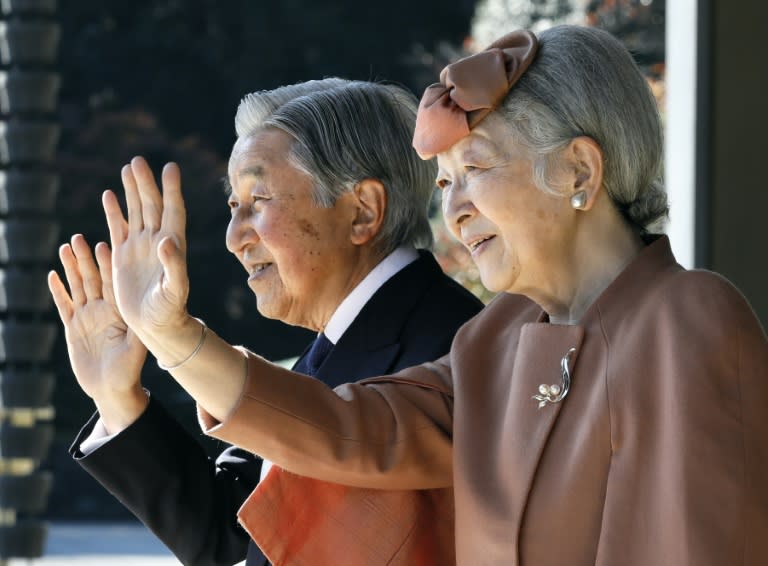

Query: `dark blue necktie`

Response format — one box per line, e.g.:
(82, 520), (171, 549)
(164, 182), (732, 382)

(293, 333), (334, 376)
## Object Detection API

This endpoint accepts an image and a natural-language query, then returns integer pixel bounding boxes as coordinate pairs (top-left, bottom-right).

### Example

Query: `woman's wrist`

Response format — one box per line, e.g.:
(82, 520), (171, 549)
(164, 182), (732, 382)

(156, 318), (207, 371)
(136, 313), (203, 369)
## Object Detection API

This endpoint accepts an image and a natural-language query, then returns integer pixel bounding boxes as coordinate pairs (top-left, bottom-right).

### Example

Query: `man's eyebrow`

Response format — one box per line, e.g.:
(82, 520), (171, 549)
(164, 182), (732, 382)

(239, 165), (265, 179)
(221, 165), (266, 196)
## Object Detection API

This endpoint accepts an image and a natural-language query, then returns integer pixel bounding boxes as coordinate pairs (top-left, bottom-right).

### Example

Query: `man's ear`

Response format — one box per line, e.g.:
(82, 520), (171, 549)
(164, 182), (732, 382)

(349, 178), (387, 246)
(565, 136), (604, 211)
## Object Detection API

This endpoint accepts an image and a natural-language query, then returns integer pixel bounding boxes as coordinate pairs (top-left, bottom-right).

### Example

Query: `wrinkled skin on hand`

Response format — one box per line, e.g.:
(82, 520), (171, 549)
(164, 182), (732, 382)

(48, 234), (147, 404)
(102, 156), (191, 338)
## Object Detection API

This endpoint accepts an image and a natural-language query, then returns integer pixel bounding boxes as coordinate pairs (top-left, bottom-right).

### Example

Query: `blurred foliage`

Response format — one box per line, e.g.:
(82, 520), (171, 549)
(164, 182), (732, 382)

(472, 0), (579, 47)
(58, 0), (477, 155)
(586, 0), (665, 68)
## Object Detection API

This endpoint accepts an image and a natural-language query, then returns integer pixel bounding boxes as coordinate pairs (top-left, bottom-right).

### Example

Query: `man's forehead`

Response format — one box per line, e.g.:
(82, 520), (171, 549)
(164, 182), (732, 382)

(228, 134), (285, 174)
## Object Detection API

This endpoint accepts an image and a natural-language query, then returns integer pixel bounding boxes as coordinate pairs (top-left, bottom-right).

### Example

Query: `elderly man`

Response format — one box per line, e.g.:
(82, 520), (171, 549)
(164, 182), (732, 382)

(57, 79), (482, 565)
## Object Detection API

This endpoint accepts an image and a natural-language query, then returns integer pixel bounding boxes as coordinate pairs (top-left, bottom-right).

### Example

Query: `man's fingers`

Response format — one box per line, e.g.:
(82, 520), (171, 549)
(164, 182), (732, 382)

(71, 234), (102, 301)
(59, 242), (86, 307)
(121, 163), (143, 232)
(47, 270), (73, 323)
(94, 241), (116, 307)
(160, 162), (186, 250)
(131, 156), (163, 232)
(102, 190), (128, 247)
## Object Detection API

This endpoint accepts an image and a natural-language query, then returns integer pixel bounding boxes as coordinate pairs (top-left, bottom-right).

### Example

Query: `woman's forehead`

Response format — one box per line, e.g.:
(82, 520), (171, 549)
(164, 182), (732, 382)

(437, 125), (509, 165)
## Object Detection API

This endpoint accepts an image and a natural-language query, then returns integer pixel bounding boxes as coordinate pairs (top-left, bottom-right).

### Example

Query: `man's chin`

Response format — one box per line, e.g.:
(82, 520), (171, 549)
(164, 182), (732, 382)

(254, 299), (294, 327)
(254, 300), (278, 321)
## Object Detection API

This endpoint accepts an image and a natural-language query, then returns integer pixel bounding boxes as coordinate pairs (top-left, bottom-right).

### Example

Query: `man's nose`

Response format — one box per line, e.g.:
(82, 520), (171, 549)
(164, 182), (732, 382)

(225, 211), (258, 254)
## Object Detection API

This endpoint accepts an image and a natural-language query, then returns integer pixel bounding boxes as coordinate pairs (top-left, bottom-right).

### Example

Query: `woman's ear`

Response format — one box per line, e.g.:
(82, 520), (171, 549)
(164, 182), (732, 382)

(350, 178), (387, 246)
(566, 136), (604, 211)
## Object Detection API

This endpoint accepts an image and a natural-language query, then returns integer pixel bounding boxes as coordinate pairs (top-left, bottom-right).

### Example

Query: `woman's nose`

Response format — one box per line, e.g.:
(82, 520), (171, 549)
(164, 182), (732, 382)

(442, 181), (474, 229)
(225, 211), (258, 254)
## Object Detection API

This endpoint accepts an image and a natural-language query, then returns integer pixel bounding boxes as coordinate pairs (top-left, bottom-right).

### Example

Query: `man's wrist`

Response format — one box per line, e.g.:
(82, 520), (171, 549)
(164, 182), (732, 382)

(93, 387), (149, 435)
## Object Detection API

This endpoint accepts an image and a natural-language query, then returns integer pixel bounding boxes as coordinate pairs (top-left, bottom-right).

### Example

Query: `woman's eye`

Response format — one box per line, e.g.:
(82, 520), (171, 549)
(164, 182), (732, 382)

(436, 178), (451, 190)
(227, 200), (238, 210)
(464, 165), (478, 173)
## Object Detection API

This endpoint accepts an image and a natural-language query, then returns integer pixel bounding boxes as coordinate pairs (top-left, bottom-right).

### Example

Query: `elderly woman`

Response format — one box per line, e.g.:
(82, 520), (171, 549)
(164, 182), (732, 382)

(52, 79), (482, 566)
(57, 26), (767, 565)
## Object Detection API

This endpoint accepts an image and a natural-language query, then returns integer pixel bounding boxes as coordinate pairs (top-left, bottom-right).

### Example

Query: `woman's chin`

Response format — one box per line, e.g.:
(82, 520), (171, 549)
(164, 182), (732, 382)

(478, 271), (516, 295)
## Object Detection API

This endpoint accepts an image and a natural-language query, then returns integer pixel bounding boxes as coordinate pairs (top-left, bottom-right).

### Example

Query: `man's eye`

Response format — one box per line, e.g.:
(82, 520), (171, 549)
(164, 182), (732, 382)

(227, 200), (238, 210)
(436, 178), (451, 189)
(465, 165), (478, 172)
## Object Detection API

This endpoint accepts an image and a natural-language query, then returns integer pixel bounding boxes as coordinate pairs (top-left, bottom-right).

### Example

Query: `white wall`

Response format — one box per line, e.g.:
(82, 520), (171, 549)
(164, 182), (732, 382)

(664, 0), (698, 268)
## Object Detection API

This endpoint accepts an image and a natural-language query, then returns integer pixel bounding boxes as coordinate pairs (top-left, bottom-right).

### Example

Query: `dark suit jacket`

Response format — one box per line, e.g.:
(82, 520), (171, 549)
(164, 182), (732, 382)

(70, 251), (483, 566)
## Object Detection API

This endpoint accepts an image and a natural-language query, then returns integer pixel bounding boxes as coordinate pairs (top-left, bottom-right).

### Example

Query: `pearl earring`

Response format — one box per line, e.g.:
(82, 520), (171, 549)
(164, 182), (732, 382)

(570, 190), (587, 210)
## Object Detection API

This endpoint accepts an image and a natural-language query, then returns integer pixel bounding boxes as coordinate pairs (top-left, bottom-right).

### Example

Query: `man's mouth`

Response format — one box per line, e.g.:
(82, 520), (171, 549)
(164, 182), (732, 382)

(248, 263), (273, 279)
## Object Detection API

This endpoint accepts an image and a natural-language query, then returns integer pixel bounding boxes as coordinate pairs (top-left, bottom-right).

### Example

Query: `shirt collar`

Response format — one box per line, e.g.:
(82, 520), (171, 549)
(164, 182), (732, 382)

(323, 247), (419, 344)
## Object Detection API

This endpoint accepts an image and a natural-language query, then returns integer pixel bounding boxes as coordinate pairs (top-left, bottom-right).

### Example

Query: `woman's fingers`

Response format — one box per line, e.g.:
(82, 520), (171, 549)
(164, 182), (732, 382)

(131, 156), (164, 232)
(94, 241), (116, 307)
(160, 162), (186, 250)
(71, 234), (102, 302)
(157, 236), (187, 292)
(59, 242), (86, 307)
(121, 163), (143, 232)
(102, 190), (128, 247)
(47, 270), (73, 323)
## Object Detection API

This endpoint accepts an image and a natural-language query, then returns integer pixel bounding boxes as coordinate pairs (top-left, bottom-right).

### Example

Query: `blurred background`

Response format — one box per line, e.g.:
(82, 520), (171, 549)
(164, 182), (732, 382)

(0, 0), (765, 562)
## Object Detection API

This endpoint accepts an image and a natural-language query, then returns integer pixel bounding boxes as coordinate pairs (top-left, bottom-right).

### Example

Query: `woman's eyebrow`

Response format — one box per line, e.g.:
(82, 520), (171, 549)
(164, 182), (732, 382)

(463, 139), (503, 160)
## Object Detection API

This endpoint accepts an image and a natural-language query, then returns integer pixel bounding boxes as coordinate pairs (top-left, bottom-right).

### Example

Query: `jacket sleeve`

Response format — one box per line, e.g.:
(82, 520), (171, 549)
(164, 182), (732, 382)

(70, 397), (259, 566)
(199, 351), (455, 490)
(596, 272), (768, 565)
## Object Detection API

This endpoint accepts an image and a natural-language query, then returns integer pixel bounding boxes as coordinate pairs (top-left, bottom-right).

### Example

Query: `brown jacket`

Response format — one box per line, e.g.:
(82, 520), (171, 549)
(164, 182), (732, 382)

(201, 237), (768, 565)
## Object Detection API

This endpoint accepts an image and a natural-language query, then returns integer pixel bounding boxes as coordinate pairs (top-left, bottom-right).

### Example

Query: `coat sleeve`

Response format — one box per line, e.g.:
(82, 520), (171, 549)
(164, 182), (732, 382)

(596, 272), (768, 565)
(199, 351), (455, 490)
(70, 397), (259, 566)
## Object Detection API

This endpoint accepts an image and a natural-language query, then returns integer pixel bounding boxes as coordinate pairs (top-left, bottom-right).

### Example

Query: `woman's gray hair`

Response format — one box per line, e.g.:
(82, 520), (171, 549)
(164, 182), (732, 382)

(234, 79), (435, 254)
(498, 25), (667, 233)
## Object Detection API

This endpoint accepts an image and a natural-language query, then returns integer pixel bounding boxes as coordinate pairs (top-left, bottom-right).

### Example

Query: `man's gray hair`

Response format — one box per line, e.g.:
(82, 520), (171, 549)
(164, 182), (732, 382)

(234, 79), (435, 254)
(498, 25), (667, 233)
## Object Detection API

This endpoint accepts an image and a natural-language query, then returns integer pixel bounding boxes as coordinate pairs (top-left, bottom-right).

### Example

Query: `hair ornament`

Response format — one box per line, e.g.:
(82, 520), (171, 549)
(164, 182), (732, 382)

(412, 30), (539, 159)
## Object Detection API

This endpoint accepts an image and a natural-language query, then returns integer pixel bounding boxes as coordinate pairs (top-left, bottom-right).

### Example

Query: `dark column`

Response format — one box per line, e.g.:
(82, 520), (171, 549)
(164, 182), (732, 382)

(699, 0), (768, 328)
(0, 0), (59, 560)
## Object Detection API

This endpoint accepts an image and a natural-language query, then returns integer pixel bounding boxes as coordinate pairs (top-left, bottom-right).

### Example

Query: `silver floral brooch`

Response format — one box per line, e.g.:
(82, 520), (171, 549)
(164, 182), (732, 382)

(533, 347), (576, 409)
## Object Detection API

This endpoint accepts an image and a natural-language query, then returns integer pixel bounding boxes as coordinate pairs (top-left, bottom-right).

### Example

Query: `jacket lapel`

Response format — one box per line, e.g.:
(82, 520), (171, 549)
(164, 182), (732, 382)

(502, 322), (584, 559)
(313, 252), (442, 386)
(317, 343), (401, 388)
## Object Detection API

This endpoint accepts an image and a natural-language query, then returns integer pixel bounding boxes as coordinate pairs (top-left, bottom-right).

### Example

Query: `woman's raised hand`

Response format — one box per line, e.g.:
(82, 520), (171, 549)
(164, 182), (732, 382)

(48, 235), (149, 433)
(102, 156), (190, 339)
